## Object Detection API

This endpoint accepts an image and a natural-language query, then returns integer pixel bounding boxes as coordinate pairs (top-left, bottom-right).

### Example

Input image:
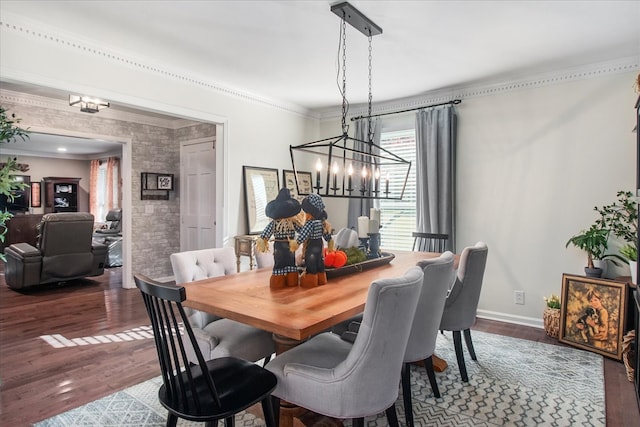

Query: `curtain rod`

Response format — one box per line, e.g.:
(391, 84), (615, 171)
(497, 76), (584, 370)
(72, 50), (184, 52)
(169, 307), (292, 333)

(350, 99), (462, 121)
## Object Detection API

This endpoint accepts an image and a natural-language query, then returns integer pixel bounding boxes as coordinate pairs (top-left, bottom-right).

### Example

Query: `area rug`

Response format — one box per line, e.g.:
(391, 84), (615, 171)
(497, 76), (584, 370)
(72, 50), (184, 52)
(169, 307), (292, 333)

(34, 330), (605, 426)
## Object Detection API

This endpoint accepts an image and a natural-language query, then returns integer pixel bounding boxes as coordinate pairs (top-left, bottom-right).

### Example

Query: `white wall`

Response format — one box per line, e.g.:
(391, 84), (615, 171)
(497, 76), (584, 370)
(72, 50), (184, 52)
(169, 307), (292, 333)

(458, 72), (637, 326)
(318, 71), (637, 327)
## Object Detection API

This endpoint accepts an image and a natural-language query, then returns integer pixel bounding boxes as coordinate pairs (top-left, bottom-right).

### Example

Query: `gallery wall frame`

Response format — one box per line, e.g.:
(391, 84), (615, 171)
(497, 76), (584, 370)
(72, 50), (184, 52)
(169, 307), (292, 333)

(141, 172), (174, 200)
(283, 169), (312, 203)
(559, 273), (627, 360)
(242, 166), (280, 234)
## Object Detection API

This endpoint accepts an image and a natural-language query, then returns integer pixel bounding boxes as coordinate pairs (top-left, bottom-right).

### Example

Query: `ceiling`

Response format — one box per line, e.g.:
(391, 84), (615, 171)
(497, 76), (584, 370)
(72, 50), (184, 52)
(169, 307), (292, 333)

(1, 1), (639, 155)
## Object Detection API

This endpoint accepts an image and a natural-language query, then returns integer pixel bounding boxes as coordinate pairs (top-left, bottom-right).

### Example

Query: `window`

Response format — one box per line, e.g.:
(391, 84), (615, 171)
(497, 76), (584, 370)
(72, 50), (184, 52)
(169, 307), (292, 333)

(95, 160), (120, 222)
(379, 128), (416, 250)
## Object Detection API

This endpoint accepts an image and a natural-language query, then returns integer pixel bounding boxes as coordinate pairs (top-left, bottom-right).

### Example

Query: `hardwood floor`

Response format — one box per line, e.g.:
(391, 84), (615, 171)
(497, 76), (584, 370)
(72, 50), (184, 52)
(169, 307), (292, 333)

(0, 267), (638, 426)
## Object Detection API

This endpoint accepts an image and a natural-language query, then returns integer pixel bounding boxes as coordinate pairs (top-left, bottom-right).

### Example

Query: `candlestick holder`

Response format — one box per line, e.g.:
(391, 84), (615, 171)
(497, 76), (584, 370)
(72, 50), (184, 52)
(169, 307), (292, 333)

(358, 237), (369, 253)
(367, 232), (381, 259)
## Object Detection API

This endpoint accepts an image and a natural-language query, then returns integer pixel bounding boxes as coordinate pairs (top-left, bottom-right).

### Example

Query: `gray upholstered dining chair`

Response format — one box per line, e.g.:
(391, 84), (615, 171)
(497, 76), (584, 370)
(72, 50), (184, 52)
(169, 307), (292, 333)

(401, 251), (455, 427)
(439, 241), (488, 382)
(265, 266), (424, 427)
(170, 247), (275, 365)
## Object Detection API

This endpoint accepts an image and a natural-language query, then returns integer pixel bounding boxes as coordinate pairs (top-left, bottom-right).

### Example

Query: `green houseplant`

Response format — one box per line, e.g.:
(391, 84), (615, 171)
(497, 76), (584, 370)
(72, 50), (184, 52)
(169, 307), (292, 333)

(0, 106), (30, 261)
(566, 224), (609, 277)
(594, 191), (637, 258)
(595, 190), (638, 282)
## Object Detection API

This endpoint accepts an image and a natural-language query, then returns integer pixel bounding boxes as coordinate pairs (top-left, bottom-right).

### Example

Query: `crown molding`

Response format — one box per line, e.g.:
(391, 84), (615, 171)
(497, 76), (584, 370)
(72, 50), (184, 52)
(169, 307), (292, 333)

(316, 56), (640, 121)
(2, 12), (637, 124)
(0, 13), (314, 120)
(0, 88), (209, 130)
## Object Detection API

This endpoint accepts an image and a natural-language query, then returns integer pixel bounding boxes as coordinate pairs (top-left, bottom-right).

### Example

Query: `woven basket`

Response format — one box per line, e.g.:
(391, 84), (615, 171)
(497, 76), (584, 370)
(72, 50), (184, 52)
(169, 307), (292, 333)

(543, 307), (560, 339)
(622, 330), (635, 382)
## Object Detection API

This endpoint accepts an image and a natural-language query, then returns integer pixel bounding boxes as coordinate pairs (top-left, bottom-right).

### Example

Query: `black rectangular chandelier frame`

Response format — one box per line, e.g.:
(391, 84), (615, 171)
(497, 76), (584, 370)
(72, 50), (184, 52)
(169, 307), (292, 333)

(289, 133), (411, 200)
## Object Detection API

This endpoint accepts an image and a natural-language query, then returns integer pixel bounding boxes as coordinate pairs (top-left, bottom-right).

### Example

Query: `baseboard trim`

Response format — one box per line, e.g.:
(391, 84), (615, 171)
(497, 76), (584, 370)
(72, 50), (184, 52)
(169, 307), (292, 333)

(477, 309), (544, 329)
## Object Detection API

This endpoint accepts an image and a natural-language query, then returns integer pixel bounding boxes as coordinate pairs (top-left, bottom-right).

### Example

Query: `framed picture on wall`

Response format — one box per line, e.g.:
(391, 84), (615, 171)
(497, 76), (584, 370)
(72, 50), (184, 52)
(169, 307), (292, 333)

(283, 169), (312, 202)
(243, 166), (280, 234)
(157, 174), (174, 190)
(559, 273), (627, 360)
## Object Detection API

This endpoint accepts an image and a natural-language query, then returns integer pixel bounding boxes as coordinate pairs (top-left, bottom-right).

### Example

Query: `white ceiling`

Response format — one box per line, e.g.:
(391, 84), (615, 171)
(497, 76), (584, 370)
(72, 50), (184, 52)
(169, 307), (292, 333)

(2, 0), (639, 110)
(1, 0), (639, 156)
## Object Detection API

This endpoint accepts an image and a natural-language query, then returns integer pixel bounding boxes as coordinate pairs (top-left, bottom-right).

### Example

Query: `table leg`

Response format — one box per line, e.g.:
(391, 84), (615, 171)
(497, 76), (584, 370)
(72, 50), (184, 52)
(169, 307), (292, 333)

(432, 354), (448, 372)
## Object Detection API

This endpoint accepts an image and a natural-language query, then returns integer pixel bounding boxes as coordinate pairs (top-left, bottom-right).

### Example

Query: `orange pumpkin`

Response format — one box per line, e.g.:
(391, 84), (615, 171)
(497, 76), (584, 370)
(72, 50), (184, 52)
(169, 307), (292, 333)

(333, 250), (348, 268)
(324, 251), (336, 268)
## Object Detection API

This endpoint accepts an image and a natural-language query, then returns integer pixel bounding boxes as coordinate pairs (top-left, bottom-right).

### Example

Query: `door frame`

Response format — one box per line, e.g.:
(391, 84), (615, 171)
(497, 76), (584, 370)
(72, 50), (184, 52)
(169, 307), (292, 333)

(19, 126), (133, 287)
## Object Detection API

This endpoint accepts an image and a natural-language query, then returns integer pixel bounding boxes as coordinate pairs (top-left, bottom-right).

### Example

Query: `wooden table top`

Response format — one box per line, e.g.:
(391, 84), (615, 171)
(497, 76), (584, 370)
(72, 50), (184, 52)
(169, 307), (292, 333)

(184, 250), (454, 341)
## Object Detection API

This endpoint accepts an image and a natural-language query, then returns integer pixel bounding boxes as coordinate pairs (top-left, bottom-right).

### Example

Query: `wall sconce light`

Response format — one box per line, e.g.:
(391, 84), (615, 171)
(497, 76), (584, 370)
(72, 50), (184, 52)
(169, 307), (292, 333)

(69, 95), (110, 113)
(30, 182), (41, 208)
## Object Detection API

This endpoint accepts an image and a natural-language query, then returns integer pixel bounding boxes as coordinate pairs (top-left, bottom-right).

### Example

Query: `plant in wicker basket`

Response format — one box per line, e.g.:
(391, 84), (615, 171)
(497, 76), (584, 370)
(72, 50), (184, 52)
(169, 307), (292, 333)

(543, 294), (561, 338)
(622, 330), (636, 382)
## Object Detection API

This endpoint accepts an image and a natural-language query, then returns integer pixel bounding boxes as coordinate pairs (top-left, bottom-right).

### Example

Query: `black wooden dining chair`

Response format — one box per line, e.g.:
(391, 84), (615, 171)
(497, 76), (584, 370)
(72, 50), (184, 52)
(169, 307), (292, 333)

(412, 232), (449, 252)
(134, 273), (278, 427)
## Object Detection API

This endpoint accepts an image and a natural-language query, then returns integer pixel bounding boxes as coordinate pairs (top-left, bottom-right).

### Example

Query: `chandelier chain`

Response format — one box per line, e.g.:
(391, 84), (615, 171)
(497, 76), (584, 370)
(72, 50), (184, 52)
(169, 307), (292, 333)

(341, 17), (348, 134)
(367, 33), (373, 144)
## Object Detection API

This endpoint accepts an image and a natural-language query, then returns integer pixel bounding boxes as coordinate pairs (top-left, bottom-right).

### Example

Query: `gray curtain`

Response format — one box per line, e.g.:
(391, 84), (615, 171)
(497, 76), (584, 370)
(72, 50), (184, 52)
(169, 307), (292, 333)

(347, 118), (381, 230)
(415, 105), (457, 252)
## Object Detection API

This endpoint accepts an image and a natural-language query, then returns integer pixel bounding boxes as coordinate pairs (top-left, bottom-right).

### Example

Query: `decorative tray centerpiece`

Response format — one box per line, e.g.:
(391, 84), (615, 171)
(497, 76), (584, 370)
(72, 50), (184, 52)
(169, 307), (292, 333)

(325, 252), (395, 278)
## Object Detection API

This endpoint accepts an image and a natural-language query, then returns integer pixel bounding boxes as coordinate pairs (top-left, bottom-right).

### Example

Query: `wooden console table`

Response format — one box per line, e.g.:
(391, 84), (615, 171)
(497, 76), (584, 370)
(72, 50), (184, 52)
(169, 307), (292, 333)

(233, 234), (257, 272)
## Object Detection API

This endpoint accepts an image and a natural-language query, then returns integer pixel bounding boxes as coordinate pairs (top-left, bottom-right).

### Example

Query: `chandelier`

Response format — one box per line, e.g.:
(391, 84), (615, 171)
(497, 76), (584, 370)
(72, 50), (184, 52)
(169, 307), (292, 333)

(289, 2), (411, 200)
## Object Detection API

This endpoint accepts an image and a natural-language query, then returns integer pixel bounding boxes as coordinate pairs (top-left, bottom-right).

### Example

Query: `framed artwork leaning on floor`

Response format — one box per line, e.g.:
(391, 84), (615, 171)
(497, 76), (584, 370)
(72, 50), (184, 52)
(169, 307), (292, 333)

(559, 273), (627, 360)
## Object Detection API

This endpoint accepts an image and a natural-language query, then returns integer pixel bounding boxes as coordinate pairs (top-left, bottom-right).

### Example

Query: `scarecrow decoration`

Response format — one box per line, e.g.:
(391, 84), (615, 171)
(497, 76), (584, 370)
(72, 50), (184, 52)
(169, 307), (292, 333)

(291, 193), (334, 288)
(256, 188), (305, 289)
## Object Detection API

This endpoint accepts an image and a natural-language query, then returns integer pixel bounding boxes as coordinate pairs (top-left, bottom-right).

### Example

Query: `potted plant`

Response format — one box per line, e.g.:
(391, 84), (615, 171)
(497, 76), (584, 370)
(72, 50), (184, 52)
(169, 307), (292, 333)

(595, 190), (638, 282)
(543, 293), (561, 338)
(0, 106), (30, 261)
(566, 224), (609, 277)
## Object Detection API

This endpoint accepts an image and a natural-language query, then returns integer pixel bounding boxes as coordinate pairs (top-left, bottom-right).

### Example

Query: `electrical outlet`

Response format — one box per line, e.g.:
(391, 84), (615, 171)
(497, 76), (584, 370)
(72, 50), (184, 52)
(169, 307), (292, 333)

(514, 290), (525, 305)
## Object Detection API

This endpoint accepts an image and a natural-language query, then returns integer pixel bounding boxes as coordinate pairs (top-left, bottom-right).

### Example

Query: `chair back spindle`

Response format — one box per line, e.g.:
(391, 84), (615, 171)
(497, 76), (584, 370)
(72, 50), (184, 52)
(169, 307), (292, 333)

(412, 232), (449, 252)
(134, 273), (277, 425)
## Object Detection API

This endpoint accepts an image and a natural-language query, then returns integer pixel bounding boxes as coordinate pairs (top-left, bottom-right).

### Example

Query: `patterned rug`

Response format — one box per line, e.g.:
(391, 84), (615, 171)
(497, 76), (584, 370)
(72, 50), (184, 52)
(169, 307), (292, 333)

(34, 331), (605, 426)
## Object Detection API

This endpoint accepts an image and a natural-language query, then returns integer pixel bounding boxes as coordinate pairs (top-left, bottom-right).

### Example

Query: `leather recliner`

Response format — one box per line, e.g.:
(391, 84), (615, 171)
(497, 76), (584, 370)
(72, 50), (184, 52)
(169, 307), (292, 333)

(93, 208), (123, 267)
(4, 212), (108, 290)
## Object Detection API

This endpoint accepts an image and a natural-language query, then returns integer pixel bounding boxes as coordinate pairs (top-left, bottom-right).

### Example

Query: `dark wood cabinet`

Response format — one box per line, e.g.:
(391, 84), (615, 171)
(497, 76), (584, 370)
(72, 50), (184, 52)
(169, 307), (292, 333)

(0, 214), (43, 250)
(42, 177), (81, 213)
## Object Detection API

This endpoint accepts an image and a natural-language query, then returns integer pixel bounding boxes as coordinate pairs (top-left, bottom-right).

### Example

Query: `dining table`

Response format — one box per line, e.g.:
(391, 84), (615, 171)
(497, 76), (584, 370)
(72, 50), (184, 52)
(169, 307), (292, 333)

(183, 249), (459, 426)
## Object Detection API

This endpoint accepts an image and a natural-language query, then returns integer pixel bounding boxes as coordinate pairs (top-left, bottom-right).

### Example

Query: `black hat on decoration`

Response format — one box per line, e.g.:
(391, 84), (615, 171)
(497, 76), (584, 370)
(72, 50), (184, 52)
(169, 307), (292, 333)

(265, 188), (301, 219)
(301, 193), (327, 220)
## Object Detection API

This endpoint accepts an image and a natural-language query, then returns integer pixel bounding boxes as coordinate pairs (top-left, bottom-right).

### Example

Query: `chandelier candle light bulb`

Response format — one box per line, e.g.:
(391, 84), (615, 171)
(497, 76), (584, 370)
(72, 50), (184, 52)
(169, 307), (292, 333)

(315, 159), (322, 191)
(347, 163), (354, 192)
(361, 166), (367, 194)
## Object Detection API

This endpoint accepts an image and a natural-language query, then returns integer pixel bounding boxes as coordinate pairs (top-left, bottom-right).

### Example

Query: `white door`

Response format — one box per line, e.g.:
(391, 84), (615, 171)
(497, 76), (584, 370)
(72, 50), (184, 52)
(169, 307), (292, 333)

(180, 138), (216, 250)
